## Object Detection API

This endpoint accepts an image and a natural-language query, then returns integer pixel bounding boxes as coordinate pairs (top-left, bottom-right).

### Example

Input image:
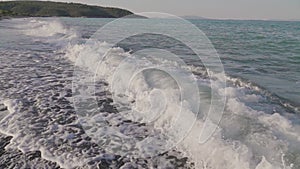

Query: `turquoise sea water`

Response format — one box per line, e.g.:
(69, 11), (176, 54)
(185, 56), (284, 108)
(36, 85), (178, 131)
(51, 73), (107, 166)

(196, 20), (300, 106)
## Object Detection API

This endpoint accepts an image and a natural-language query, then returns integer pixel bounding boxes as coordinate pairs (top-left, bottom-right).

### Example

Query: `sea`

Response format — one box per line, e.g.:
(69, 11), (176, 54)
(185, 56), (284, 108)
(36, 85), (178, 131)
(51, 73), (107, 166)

(0, 17), (299, 169)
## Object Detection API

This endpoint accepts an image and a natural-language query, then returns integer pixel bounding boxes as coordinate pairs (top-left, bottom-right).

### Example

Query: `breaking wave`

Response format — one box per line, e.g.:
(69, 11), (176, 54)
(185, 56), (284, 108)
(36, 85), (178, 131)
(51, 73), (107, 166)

(1, 18), (299, 169)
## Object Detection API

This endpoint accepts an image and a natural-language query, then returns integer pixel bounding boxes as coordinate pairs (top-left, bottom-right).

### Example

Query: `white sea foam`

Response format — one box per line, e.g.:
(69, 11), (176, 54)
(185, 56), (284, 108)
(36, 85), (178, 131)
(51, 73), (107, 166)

(10, 18), (78, 47)
(65, 39), (300, 168)
(1, 18), (299, 169)
(24, 19), (68, 37)
(0, 99), (98, 168)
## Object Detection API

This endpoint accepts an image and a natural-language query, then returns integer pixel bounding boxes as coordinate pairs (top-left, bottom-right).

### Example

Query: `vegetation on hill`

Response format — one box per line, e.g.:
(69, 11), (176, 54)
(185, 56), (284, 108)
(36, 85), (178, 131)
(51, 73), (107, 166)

(0, 1), (134, 18)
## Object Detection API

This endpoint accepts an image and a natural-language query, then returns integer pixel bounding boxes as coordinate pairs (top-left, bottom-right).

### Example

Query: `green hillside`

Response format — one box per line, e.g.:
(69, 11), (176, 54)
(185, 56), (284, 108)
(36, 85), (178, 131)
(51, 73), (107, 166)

(0, 1), (134, 18)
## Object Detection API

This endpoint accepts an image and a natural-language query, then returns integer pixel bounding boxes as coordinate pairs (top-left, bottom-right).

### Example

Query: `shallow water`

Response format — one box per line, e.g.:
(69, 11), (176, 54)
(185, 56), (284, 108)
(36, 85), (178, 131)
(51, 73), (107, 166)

(0, 17), (299, 169)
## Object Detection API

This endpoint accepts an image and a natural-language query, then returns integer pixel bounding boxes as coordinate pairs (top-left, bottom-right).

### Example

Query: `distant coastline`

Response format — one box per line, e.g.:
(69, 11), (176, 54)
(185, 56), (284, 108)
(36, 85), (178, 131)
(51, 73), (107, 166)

(0, 1), (145, 19)
(0, 1), (297, 22)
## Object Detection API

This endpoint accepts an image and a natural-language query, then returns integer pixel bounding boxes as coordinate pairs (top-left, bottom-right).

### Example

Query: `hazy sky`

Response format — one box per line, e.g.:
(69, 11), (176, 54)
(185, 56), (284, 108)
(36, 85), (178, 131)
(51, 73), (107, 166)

(1, 0), (300, 20)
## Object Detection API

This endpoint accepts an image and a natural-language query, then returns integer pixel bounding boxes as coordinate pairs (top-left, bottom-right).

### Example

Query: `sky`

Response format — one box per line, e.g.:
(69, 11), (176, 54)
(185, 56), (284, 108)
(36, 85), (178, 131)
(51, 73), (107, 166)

(1, 0), (300, 20)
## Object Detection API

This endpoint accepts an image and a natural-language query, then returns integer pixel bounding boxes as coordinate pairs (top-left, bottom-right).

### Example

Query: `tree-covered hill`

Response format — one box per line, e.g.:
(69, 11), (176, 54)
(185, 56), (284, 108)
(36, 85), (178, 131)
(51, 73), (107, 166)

(0, 1), (135, 18)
